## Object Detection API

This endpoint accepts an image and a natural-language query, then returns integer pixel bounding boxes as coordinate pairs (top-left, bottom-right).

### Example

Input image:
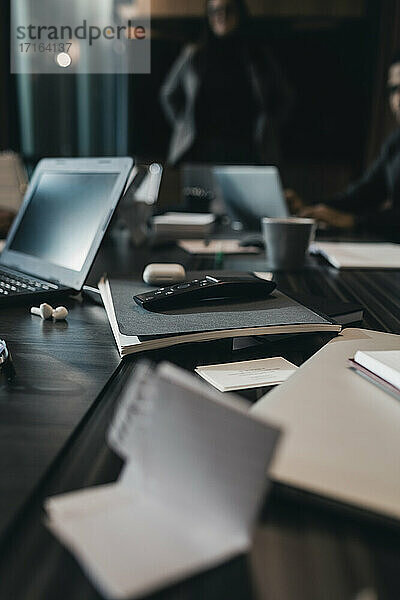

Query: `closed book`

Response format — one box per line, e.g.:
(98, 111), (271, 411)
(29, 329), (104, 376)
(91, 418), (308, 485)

(352, 350), (400, 393)
(348, 358), (400, 401)
(98, 275), (341, 357)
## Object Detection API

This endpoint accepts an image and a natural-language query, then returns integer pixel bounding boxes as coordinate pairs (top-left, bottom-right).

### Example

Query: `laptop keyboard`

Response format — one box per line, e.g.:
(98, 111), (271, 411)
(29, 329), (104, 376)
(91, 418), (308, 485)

(0, 269), (58, 297)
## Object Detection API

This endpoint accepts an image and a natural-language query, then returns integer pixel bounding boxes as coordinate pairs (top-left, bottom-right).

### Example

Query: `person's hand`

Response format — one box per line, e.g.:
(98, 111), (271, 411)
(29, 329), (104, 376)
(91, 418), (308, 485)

(299, 204), (355, 230)
(0, 210), (16, 238)
(285, 188), (304, 214)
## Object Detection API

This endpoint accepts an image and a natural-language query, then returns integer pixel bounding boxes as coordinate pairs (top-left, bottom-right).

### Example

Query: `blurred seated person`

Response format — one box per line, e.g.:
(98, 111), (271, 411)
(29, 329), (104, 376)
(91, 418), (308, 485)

(0, 209), (14, 238)
(160, 0), (293, 166)
(289, 52), (400, 238)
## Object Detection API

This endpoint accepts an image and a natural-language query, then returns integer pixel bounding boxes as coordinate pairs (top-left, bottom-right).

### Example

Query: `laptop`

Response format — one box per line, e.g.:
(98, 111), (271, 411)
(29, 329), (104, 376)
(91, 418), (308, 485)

(181, 164), (217, 212)
(0, 157), (133, 306)
(212, 166), (290, 230)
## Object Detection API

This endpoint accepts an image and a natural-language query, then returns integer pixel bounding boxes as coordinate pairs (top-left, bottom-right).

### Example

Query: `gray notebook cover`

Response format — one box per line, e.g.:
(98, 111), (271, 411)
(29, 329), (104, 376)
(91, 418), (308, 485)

(108, 279), (332, 340)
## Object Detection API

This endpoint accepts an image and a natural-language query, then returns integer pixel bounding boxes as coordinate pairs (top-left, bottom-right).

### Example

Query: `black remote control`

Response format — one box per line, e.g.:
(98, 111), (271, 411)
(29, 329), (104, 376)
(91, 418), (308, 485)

(133, 275), (276, 311)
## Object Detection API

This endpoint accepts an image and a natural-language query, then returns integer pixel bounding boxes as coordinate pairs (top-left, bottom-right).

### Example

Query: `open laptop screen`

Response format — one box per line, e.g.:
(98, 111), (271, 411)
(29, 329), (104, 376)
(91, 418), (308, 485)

(8, 172), (119, 272)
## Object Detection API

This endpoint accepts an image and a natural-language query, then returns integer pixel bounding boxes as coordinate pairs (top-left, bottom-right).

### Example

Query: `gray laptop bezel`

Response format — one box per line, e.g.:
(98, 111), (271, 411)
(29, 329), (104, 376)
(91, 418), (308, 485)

(0, 157), (133, 291)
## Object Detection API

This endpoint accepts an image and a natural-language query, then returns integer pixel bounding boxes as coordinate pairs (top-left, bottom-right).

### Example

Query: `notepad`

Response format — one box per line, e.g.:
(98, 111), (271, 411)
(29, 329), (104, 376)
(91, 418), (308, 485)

(311, 242), (400, 269)
(196, 357), (298, 392)
(45, 362), (280, 600)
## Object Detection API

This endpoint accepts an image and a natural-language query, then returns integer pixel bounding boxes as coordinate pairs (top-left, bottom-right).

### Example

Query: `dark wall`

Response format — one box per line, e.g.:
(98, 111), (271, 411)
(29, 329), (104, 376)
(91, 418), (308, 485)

(1, 4), (382, 200)
(128, 14), (379, 198)
(268, 20), (376, 165)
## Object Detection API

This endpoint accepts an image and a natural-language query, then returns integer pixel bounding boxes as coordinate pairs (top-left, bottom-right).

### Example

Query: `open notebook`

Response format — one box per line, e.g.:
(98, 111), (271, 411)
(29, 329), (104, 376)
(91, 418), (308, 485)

(45, 362), (280, 600)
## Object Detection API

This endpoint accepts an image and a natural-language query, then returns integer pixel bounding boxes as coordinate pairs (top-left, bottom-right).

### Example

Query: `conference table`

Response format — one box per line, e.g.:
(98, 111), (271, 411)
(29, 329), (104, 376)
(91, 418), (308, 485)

(0, 231), (400, 600)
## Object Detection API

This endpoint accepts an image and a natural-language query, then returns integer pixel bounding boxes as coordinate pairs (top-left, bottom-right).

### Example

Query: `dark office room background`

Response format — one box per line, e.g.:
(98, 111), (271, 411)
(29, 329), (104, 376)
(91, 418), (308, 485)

(1, 0), (400, 199)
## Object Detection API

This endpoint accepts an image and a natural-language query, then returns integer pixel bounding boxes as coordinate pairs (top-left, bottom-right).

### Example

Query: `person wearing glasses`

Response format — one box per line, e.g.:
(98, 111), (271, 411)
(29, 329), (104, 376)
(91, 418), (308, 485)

(160, 0), (293, 166)
(288, 52), (400, 237)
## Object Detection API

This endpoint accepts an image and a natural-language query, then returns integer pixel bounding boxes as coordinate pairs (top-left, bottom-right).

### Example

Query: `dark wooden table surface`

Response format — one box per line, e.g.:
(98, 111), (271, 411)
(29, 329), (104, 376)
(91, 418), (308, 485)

(1, 234), (400, 600)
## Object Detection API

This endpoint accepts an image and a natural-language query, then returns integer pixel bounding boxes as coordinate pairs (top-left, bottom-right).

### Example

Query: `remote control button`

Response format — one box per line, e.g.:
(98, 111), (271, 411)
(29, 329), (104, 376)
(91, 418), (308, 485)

(176, 283), (191, 289)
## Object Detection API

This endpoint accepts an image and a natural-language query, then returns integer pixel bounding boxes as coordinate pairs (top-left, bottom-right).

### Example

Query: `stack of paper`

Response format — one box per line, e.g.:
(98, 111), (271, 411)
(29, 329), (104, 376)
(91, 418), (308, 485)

(45, 362), (280, 600)
(311, 242), (400, 269)
(152, 212), (216, 239)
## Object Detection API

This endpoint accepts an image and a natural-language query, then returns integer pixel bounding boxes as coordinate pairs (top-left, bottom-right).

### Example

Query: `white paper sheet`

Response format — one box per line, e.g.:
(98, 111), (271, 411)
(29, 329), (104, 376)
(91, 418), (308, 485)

(153, 212), (215, 226)
(195, 357), (298, 392)
(178, 239), (260, 255)
(46, 485), (248, 600)
(311, 242), (400, 269)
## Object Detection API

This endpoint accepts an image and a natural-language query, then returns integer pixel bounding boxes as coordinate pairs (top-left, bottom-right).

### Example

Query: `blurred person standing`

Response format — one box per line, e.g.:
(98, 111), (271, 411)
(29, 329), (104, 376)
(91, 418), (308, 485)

(160, 0), (293, 166)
